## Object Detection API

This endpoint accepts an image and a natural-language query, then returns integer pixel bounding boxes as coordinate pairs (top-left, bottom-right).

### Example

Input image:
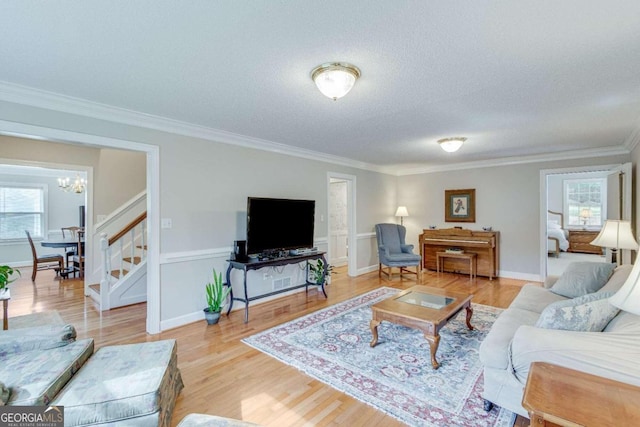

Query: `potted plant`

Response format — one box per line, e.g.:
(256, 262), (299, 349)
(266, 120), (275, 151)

(204, 268), (231, 325)
(0, 266), (20, 294)
(308, 259), (333, 285)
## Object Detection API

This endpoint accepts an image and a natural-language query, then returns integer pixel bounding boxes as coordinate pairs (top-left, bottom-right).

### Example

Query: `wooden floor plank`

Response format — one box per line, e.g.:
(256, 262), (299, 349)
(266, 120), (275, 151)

(6, 265), (533, 426)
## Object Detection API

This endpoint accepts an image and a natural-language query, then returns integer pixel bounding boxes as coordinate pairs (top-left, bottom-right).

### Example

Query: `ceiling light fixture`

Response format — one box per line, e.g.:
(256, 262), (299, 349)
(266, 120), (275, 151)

(58, 173), (86, 194)
(438, 137), (467, 153)
(311, 62), (361, 100)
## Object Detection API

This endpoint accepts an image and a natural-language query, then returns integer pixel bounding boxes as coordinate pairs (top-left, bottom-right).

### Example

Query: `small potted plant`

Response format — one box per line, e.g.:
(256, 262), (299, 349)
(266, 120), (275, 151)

(0, 266), (20, 294)
(204, 268), (231, 325)
(308, 259), (333, 286)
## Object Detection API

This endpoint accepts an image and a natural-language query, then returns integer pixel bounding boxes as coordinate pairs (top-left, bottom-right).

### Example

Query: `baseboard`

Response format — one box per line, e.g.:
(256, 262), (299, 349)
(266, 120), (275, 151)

(498, 270), (542, 282)
(357, 264), (378, 275)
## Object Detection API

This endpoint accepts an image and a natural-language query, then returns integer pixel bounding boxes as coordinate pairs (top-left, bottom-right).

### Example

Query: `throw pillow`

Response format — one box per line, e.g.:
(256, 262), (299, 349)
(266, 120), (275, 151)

(547, 220), (562, 230)
(550, 262), (616, 298)
(535, 292), (620, 332)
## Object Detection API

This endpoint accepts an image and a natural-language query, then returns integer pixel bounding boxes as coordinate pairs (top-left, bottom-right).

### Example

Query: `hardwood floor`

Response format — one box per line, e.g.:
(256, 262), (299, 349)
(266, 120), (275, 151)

(8, 266), (535, 426)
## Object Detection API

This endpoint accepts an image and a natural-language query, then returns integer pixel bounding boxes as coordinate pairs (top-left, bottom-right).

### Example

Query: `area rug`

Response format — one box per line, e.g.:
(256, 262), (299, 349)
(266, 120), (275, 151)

(242, 287), (515, 427)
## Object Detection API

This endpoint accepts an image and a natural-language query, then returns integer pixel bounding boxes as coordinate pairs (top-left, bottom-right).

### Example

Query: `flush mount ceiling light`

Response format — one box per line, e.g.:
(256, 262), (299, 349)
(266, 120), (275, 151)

(438, 137), (467, 153)
(311, 62), (361, 100)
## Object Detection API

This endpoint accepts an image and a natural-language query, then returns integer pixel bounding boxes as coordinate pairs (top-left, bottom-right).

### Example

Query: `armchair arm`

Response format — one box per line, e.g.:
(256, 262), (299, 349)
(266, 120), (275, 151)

(510, 325), (640, 386)
(543, 275), (559, 289)
(400, 244), (414, 253)
(378, 245), (390, 258)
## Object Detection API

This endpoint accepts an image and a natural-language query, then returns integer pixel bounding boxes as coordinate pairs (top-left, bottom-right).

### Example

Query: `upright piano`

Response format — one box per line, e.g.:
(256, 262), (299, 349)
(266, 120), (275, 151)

(419, 228), (500, 279)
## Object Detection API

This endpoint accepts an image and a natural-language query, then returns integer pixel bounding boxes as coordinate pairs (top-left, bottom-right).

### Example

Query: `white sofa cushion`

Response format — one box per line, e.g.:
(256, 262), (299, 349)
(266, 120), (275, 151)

(509, 284), (567, 314)
(550, 262), (615, 298)
(535, 292), (619, 332)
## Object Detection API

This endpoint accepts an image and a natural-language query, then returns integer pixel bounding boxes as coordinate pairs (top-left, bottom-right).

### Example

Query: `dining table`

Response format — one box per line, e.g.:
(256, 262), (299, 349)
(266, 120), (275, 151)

(40, 237), (85, 276)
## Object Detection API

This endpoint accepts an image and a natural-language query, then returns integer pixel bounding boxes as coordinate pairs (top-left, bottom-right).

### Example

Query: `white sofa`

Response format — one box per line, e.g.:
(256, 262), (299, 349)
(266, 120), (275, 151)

(479, 264), (640, 417)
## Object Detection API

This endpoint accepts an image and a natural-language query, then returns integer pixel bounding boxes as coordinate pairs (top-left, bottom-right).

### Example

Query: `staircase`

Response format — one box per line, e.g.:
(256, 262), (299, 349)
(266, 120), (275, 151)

(87, 212), (147, 311)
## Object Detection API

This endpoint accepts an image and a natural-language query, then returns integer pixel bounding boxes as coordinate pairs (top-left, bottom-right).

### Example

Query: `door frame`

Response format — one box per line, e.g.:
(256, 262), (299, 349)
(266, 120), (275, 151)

(539, 162), (632, 278)
(327, 172), (357, 277)
(0, 120), (161, 334)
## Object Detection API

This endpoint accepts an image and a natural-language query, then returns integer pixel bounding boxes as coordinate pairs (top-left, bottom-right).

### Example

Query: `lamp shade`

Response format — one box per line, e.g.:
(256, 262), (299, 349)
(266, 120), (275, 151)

(395, 206), (409, 217)
(590, 220), (638, 250)
(580, 208), (591, 219)
(311, 63), (361, 100)
(610, 257), (640, 315)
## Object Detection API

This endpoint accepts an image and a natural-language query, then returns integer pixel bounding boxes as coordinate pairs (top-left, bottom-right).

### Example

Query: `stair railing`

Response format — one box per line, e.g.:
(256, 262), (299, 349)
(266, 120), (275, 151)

(99, 212), (147, 306)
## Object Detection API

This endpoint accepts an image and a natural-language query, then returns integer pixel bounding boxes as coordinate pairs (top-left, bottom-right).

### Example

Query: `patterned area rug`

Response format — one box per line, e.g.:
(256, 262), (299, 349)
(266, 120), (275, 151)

(243, 287), (515, 427)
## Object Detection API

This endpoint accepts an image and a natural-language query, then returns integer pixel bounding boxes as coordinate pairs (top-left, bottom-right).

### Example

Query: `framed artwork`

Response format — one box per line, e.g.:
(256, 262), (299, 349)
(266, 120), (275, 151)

(445, 189), (476, 223)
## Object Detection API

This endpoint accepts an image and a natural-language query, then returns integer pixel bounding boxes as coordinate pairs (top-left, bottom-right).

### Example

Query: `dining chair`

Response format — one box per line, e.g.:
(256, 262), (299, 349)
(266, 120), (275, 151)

(25, 230), (64, 282)
(61, 226), (82, 276)
(72, 230), (85, 279)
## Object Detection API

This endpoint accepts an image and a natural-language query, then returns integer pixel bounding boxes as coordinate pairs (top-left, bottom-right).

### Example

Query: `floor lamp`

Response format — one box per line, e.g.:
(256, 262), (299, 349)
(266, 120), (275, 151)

(395, 206), (409, 226)
(590, 220), (638, 266)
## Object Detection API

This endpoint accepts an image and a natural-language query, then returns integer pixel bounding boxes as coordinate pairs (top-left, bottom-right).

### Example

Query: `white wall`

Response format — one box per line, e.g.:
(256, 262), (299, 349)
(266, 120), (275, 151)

(397, 156), (630, 279)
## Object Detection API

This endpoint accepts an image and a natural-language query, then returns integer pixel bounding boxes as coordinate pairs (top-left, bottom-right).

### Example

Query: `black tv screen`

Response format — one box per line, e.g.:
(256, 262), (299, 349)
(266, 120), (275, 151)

(247, 197), (315, 255)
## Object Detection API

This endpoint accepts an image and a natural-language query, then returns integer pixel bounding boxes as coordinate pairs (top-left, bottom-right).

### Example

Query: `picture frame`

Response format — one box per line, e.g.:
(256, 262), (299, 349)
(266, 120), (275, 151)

(445, 189), (476, 223)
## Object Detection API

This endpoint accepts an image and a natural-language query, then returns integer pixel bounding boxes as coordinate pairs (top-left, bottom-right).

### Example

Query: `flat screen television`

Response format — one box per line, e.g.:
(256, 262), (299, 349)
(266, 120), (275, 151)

(246, 197), (315, 255)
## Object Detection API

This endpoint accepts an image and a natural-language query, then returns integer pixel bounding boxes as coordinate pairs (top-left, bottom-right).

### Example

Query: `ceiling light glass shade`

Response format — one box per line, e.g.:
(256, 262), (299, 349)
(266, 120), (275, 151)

(438, 137), (467, 153)
(311, 62), (361, 100)
(590, 220), (638, 250)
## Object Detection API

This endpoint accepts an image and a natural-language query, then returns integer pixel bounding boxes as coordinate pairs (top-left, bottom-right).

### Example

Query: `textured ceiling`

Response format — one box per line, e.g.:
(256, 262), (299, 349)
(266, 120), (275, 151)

(1, 1), (640, 172)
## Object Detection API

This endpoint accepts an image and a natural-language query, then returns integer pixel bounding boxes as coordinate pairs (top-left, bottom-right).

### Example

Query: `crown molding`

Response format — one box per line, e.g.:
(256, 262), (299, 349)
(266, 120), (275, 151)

(0, 81), (636, 178)
(0, 81), (389, 174)
(394, 145), (631, 176)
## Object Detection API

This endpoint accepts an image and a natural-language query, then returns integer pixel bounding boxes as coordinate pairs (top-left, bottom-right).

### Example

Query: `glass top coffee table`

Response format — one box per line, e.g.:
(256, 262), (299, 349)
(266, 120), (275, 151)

(369, 285), (474, 369)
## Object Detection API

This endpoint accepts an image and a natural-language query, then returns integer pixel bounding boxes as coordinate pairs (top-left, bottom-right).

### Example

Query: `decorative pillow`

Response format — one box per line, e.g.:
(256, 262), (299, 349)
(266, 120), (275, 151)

(550, 262), (616, 298)
(0, 382), (8, 406)
(536, 292), (619, 332)
(547, 220), (562, 230)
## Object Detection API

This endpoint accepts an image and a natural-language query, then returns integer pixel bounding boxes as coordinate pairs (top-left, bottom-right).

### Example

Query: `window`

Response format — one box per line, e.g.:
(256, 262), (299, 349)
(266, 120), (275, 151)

(0, 184), (46, 240)
(563, 178), (607, 227)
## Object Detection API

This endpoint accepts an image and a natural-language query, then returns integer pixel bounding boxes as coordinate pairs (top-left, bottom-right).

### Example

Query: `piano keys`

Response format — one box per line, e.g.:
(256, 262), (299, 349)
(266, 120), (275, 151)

(419, 228), (500, 279)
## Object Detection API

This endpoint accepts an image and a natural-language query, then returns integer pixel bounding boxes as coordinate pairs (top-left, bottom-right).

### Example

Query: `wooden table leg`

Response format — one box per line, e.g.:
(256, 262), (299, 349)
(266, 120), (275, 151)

(369, 319), (380, 347)
(465, 304), (474, 330)
(424, 333), (441, 369)
(3, 299), (8, 330)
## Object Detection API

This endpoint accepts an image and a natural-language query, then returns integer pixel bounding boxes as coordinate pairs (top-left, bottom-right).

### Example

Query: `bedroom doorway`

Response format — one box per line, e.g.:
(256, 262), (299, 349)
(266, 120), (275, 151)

(540, 163), (632, 278)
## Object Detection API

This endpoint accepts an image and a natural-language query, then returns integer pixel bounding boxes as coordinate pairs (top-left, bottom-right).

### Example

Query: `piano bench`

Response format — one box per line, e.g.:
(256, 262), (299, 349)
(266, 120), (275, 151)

(436, 252), (477, 280)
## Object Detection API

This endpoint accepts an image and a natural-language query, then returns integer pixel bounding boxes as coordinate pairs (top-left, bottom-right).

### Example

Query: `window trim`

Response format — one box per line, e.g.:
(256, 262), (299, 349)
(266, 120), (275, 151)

(0, 182), (48, 243)
(562, 177), (607, 228)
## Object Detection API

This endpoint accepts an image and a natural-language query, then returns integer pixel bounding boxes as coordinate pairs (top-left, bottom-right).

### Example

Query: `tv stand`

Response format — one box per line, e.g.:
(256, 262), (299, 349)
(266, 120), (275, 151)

(226, 251), (328, 323)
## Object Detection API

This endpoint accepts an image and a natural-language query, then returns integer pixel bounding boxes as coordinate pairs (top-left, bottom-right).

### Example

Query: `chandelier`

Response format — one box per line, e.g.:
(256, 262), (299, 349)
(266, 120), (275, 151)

(58, 173), (86, 194)
(311, 62), (361, 100)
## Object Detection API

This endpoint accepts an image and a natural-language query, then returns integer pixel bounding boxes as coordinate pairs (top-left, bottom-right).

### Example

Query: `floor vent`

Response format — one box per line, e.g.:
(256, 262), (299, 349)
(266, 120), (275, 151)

(273, 277), (291, 290)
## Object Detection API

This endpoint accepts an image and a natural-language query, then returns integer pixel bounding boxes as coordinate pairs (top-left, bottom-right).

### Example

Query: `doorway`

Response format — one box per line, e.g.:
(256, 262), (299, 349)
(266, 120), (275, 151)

(540, 163), (632, 278)
(327, 172), (357, 277)
(0, 120), (160, 334)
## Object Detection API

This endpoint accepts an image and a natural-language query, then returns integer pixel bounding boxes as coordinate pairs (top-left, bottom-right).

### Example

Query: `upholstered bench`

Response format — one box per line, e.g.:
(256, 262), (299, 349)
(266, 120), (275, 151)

(52, 339), (184, 426)
(177, 414), (262, 427)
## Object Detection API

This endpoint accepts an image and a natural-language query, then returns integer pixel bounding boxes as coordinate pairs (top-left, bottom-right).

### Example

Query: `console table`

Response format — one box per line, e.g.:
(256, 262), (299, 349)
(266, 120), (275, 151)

(225, 252), (328, 323)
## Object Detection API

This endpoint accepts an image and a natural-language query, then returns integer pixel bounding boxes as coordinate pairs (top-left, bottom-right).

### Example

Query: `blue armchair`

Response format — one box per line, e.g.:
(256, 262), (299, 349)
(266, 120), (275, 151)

(375, 223), (422, 280)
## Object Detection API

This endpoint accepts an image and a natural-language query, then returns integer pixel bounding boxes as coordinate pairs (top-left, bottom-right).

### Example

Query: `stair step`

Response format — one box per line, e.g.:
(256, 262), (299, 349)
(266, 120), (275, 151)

(136, 245), (148, 250)
(122, 256), (142, 265)
(89, 283), (100, 295)
(110, 269), (129, 279)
